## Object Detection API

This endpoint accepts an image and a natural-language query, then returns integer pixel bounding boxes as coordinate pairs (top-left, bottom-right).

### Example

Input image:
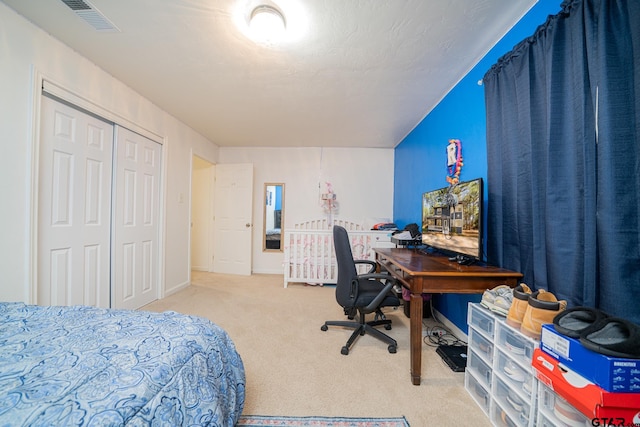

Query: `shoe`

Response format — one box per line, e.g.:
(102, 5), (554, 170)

(553, 306), (608, 339)
(474, 382), (488, 407)
(492, 292), (513, 317)
(506, 283), (532, 328)
(500, 410), (517, 427)
(579, 317), (640, 359)
(506, 393), (528, 424)
(503, 360), (525, 383)
(520, 290), (567, 340)
(480, 284), (513, 316)
(553, 396), (586, 427)
(505, 333), (525, 355)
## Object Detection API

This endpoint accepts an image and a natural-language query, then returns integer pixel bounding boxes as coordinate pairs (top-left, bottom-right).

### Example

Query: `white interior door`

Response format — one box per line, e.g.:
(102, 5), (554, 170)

(38, 95), (113, 307)
(111, 126), (162, 309)
(213, 163), (253, 275)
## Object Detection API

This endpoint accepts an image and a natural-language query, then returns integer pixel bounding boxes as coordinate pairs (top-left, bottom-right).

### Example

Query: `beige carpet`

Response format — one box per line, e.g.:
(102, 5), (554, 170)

(142, 272), (491, 427)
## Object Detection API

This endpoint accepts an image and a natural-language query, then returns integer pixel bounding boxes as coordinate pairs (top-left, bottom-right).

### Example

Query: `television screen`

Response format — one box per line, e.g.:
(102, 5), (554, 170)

(421, 178), (483, 261)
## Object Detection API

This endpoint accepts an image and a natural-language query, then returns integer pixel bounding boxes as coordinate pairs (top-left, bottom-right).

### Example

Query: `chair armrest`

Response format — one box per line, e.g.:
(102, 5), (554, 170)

(358, 273), (395, 282)
(363, 281), (396, 313)
(354, 259), (377, 274)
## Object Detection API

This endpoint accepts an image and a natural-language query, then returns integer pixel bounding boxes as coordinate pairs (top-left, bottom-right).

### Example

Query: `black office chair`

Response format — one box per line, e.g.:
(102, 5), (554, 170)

(321, 225), (400, 355)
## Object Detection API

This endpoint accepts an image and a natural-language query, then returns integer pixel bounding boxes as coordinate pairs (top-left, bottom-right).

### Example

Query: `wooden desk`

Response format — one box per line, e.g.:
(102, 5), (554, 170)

(373, 248), (523, 386)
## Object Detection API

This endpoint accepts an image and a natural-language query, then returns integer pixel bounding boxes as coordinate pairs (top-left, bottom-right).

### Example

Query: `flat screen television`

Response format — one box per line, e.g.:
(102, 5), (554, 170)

(421, 178), (483, 262)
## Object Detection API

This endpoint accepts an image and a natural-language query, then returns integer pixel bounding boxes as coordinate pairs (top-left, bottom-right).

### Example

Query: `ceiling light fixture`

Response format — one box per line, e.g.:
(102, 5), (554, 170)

(249, 5), (286, 44)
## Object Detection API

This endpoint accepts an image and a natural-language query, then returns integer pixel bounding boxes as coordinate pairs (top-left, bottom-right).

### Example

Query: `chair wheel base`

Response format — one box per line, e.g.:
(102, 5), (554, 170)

(385, 324), (392, 330)
(388, 345), (397, 354)
(321, 324), (328, 331)
(341, 346), (349, 355)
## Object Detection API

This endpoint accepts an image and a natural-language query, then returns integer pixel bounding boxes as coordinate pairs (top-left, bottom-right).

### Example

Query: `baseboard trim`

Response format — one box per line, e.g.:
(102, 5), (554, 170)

(164, 280), (189, 297)
(251, 269), (286, 275)
(432, 308), (468, 342)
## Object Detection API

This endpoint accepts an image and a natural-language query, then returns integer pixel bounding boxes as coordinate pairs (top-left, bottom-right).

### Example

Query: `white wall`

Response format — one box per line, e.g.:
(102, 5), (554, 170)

(220, 147), (395, 274)
(191, 157), (214, 271)
(0, 4), (396, 300)
(0, 4), (218, 302)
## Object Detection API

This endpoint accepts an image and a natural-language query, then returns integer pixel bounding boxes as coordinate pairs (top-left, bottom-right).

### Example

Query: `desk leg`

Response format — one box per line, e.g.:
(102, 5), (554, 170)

(410, 293), (422, 385)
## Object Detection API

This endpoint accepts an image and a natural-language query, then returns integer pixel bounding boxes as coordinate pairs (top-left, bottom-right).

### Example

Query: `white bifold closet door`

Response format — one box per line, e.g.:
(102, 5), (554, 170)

(38, 95), (161, 309)
(111, 126), (161, 310)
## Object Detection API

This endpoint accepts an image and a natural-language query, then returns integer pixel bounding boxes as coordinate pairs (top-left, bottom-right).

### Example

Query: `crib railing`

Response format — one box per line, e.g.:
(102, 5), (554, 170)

(283, 226), (391, 288)
(291, 218), (365, 231)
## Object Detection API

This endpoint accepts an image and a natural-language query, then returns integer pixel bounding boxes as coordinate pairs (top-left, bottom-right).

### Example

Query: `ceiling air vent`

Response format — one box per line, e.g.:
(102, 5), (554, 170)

(60, 0), (120, 32)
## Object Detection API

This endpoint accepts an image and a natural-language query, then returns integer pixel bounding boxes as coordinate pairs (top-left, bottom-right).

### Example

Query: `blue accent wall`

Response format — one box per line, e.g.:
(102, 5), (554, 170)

(393, 0), (562, 333)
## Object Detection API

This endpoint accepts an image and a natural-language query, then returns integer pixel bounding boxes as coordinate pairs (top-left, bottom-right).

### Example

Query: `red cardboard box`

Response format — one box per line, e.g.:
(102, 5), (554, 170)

(532, 348), (640, 425)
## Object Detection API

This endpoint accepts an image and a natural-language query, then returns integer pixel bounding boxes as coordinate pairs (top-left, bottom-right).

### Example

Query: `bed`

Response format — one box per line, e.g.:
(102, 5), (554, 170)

(265, 228), (281, 250)
(0, 302), (245, 426)
(265, 209), (282, 250)
(282, 219), (394, 288)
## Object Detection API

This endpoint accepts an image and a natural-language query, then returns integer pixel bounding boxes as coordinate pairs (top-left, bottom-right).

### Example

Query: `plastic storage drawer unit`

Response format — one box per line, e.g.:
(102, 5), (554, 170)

(469, 327), (493, 364)
(467, 302), (496, 339)
(464, 370), (491, 416)
(467, 348), (493, 390)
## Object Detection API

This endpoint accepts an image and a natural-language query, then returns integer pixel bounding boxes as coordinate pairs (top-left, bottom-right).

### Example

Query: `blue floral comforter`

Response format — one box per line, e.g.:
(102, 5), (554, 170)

(0, 303), (245, 426)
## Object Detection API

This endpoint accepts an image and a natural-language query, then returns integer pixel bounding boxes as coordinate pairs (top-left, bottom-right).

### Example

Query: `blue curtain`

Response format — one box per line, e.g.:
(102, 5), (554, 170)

(593, 0), (640, 322)
(483, 0), (640, 323)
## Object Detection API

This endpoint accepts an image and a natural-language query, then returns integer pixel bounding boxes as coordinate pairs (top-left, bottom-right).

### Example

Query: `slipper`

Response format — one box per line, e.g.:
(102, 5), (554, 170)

(579, 317), (640, 359)
(553, 306), (608, 339)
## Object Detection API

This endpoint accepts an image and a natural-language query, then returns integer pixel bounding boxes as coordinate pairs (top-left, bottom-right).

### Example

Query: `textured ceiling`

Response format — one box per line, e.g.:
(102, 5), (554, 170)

(2, 0), (536, 148)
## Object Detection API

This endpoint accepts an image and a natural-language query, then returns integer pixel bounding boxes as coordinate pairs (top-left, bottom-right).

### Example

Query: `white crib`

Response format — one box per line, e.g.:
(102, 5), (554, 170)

(283, 219), (393, 288)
